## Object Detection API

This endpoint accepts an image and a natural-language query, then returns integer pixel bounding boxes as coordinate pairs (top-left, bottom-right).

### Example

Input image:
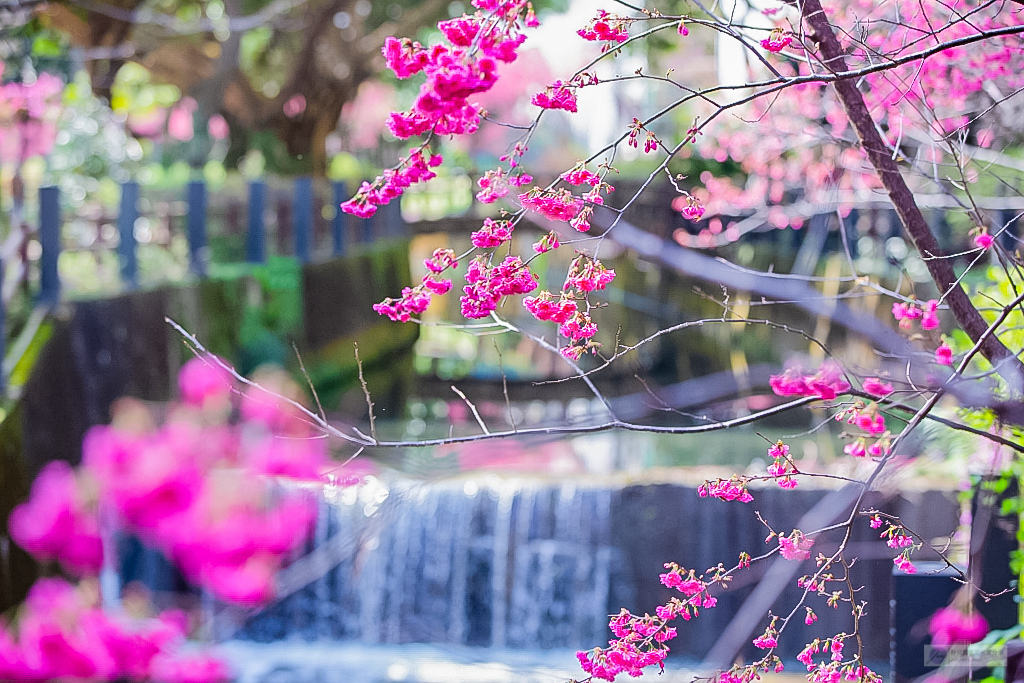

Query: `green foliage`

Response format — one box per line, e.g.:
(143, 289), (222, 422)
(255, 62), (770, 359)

(109, 62), (181, 117)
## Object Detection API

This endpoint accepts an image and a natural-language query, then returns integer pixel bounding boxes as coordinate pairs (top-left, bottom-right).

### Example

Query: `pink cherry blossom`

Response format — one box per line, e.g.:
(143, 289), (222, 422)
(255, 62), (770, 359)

(770, 361), (850, 400)
(178, 356), (233, 407)
(761, 29), (793, 53)
(564, 256), (615, 292)
(532, 230), (561, 254)
(9, 461), (102, 576)
(518, 188), (582, 221)
(920, 299), (940, 330)
(778, 532), (814, 561)
(531, 81), (578, 112)
(893, 555), (917, 574)
(561, 165), (602, 187)
(471, 218), (514, 248)
(524, 291), (577, 323)
(698, 476), (754, 503)
(476, 168), (510, 204)
(577, 10), (629, 44)
(929, 606), (989, 650)
(862, 377), (893, 397)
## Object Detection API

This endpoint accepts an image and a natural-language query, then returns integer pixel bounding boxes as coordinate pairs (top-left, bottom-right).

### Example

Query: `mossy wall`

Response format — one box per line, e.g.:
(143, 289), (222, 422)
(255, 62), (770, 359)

(0, 242), (417, 610)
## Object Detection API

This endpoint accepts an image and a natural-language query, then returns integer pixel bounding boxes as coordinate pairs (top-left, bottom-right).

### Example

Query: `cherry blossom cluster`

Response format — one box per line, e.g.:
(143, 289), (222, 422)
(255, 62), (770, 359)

(577, 10), (631, 47)
(893, 553), (917, 574)
(769, 361), (851, 400)
(752, 617), (779, 650)
(891, 299), (939, 331)
(9, 358), (368, 609)
(0, 578), (230, 682)
(929, 605), (989, 649)
(876, 520), (915, 550)
(698, 475), (754, 502)
(835, 403), (885, 435)
(714, 658), (786, 683)
(861, 377), (893, 397)
(9, 460), (102, 575)
(531, 230), (560, 254)
(578, 561), (726, 680)
(556, 163), (614, 232)
(461, 255), (539, 318)
(5, 359), (376, 680)
(476, 167), (533, 204)
(470, 218), (514, 248)
(659, 562), (720, 612)
(373, 248), (458, 321)
(798, 574), (845, 616)
(565, 255), (616, 292)
(523, 290), (578, 324)
(341, 149), (442, 218)
(531, 80), (578, 112)
(761, 28), (793, 53)
(576, 605), (683, 680)
(383, 8), (527, 138)
(344, 0), (538, 217)
(626, 118), (660, 154)
(767, 441), (798, 489)
(692, 0), (1024, 248)
(676, 194), (707, 221)
(841, 433), (892, 459)
(891, 298), (958, 370)
(936, 340), (954, 366)
(518, 187), (583, 222)
(797, 637), (881, 683)
(973, 227), (994, 250)
(774, 529), (814, 561)
(534, 255), (615, 360)
(0, 69), (63, 164)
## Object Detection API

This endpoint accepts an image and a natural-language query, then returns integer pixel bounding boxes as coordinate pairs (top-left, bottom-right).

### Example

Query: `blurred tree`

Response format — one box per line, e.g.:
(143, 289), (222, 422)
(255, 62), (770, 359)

(43, 0), (459, 174)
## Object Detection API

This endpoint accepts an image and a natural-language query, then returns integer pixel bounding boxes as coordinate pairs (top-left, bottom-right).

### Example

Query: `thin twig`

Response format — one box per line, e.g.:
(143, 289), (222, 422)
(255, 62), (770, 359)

(451, 385), (491, 435)
(354, 343), (378, 445)
(494, 340), (516, 433)
(293, 341), (326, 423)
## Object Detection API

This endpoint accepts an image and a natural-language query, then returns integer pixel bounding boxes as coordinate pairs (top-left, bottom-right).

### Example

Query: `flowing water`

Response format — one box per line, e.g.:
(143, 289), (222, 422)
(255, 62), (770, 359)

(207, 469), (959, 682)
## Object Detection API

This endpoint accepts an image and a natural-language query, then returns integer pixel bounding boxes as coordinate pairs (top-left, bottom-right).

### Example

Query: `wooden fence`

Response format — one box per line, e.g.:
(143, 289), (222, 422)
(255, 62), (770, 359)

(0, 177), (405, 394)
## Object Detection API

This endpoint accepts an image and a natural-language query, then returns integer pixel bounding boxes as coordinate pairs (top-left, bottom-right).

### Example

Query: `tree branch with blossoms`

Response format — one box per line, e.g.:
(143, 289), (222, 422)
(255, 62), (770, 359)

(325, 0), (1024, 680)
(10, 0), (1024, 680)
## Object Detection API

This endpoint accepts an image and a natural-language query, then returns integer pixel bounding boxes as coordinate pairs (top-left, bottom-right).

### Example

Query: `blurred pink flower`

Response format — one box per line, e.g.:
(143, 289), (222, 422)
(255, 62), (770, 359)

(929, 606), (988, 649)
(178, 356), (233, 407)
(283, 94), (307, 118)
(9, 461), (102, 575)
(167, 98), (197, 141)
(207, 114), (229, 140)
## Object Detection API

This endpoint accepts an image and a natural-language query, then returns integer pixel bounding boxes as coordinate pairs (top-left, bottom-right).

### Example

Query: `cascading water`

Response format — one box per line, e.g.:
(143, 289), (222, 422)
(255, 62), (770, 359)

(212, 474), (959, 683)
(230, 478), (622, 650)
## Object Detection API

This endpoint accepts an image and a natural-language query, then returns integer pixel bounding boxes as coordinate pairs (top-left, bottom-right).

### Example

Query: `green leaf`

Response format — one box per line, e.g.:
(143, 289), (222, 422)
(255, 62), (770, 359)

(31, 36), (62, 57)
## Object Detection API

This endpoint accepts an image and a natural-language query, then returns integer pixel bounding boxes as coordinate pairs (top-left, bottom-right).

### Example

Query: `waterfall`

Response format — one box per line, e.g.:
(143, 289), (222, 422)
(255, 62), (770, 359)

(221, 476), (958, 669)
(230, 477), (622, 649)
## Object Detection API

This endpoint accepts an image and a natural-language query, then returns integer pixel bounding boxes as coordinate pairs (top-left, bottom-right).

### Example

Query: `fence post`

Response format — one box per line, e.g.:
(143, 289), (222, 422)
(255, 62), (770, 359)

(38, 185), (61, 305)
(118, 181), (139, 289)
(187, 180), (207, 277)
(276, 197), (291, 256)
(294, 176), (313, 264)
(331, 181), (347, 257)
(247, 181), (266, 263)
